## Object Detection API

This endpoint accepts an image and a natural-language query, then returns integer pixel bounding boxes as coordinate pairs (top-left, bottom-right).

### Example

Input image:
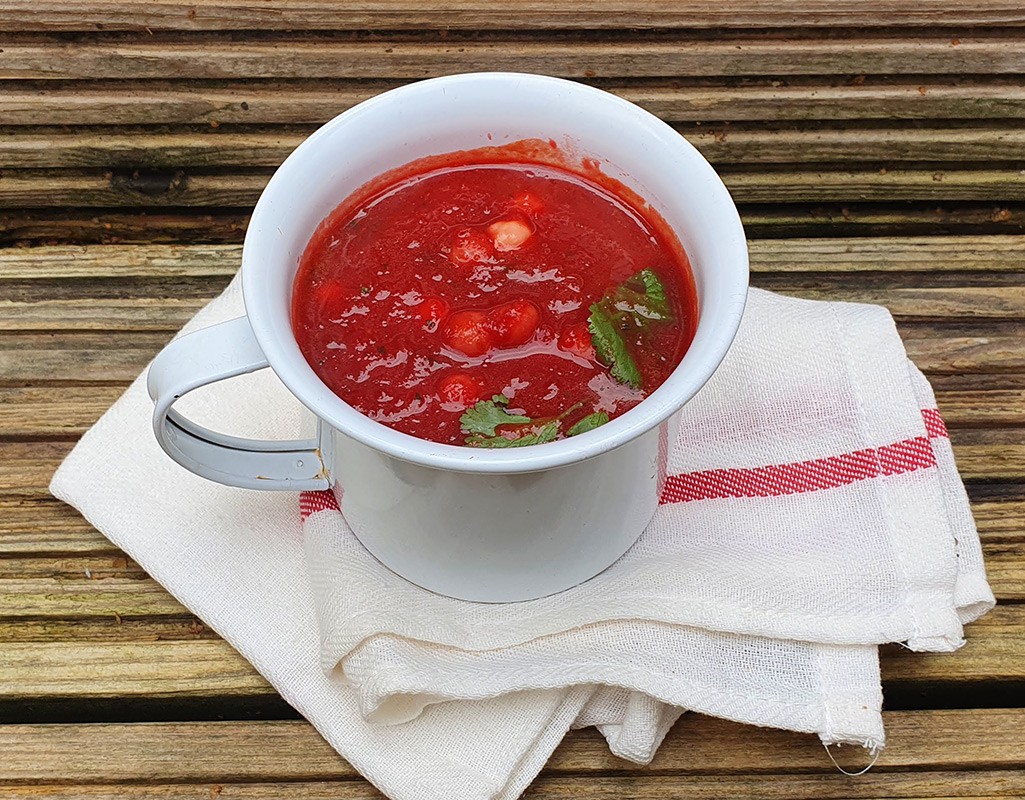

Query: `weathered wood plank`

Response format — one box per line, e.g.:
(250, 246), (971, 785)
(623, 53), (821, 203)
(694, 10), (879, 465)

(903, 336), (1025, 375)
(3, 83), (1024, 126)
(0, 775), (1020, 800)
(0, 776), (1021, 800)
(2, 287), (1022, 333)
(0, 171), (271, 209)
(4, 206), (1024, 246)
(1, 577), (190, 617)
(0, 639), (272, 699)
(727, 169), (1025, 203)
(982, 542), (1025, 601)
(741, 205), (1025, 238)
(4, 168), (1025, 209)
(0, 386), (122, 436)
(6, 127), (1025, 169)
(1, 494), (1022, 561)
(0, 298), (210, 331)
(0, 607), (1018, 701)
(3, 385), (1021, 439)
(1, 709), (1023, 785)
(3, 540), (1019, 620)
(2, 1), (1024, 32)
(937, 390), (1025, 427)
(692, 126), (1025, 166)
(0, 332), (170, 382)
(1, 329), (1020, 384)
(0, 211), (252, 246)
(0, 130), (307, 170)
(2, 206), (1024, 246)
(7, 126), (1025, 169)
(4, 238), (1025, 281)
(9, 439), (1022, 499)
(4, 238), (1024, 281)
(782, 288), (1025, 320)
(973, 500), (1025, 540)
(3, 37), (1025, 82)
(746, 236), (1025, 273)
(882, 605), (1024, 685)
(0, 498), (120, 555)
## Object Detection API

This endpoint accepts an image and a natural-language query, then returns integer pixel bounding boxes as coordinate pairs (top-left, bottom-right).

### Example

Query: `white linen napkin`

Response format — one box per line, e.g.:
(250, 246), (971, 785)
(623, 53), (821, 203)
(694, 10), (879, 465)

(303, 285), (993, 761)
(51, 276), (993, 799)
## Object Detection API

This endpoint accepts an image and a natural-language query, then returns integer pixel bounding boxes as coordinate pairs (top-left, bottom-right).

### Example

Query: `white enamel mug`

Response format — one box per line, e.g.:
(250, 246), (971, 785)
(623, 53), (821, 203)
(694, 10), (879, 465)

(147, 72), (749, 602)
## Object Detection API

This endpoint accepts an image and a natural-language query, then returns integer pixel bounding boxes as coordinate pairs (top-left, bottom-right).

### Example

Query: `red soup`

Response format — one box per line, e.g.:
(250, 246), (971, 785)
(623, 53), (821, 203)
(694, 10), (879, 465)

(292, 150), (698, 447)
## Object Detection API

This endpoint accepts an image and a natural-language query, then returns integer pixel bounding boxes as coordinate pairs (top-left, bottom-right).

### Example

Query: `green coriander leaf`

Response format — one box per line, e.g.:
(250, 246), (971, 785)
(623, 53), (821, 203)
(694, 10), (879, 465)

(634, 268), (669, 313)
(588, 303), (643, 389)
(459, 394), (531, 437)
(567, 412), (610, 436)
(607, 268), (671, 323)
(466, 421), (560, 448)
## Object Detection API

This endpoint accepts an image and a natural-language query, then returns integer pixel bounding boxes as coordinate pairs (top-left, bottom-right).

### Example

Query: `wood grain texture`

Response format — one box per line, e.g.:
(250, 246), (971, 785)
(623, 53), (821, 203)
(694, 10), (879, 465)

(4, 83), (1025, 126)
(2, 288), (1022, 333)
(2, 329), (1021, 383)
(0, 498), (119, 555)
(3, 435), (1021, 499)
(4, 168), (1025, 209)
(2, 1), (1024, 32)
(3, 386), (1022, 439)
(0, 494), (1022, 558)
(4, 238), (1023, 280)
(4, 36), (1025, 82)
(0, 5), (1021, 790)
(1, 776), (1022, 800)
(1, 709), (1023, 784)
(0, 607), (1017, 701)
(3, 541), (1020, 622)
(0, 639), (272, 699)
(8, 126), (1025, 169)
(5, 206), (1025, 246)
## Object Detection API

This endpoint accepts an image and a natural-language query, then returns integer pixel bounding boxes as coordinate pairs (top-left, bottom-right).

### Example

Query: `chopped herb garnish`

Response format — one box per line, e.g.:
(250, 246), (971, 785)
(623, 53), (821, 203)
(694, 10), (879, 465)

(459, 397), (585, 448)
(460, 394), (530, 438)
(567, 411), (610, 436)
(466, 421), (560, 448)
(588, 303), (643, 389)
(586, 268), (674, 390)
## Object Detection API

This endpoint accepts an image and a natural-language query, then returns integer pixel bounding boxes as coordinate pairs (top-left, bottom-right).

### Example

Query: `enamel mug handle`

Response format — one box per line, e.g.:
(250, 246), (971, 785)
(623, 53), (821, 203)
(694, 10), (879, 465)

(147, 316), (330, 491)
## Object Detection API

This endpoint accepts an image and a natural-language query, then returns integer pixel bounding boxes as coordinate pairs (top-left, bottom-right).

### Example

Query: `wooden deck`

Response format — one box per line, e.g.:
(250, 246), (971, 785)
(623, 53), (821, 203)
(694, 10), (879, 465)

(2, 3), (1024, 797)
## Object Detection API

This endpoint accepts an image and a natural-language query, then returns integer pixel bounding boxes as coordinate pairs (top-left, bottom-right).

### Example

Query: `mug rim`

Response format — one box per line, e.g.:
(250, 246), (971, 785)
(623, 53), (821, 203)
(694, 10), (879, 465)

(243, 72), (749, 474)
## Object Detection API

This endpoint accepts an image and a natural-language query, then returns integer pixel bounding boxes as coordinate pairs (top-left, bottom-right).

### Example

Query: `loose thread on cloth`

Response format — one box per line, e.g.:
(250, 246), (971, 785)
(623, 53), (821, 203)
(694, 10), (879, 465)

(823, 741), (882, 776)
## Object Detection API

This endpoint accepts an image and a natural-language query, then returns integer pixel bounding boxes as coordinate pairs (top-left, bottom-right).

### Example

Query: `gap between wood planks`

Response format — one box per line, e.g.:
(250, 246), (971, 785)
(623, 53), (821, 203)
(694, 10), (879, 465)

(4, 205), (1025, 245)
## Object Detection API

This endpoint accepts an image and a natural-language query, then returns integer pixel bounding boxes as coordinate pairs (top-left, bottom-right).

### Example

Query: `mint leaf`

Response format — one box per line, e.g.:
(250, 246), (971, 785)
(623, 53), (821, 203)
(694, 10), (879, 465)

(466, 421), (560, 448)
(567, 412), (610, 436)
(459, 394), (530, 437)
(588, 303), (643, 389)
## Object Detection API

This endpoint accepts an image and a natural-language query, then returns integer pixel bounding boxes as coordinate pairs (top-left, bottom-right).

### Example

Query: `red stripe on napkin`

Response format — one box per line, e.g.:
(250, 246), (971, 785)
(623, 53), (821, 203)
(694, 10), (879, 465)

(660, 408), (948, 505)
(921, 407), (948, 438)
(300, 409), (951, 516)
(300, 490), (340, 522)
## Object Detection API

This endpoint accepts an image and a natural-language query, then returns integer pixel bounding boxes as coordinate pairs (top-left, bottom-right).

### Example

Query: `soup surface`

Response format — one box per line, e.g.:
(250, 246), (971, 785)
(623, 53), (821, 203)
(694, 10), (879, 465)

(292, 148), (697, 447)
